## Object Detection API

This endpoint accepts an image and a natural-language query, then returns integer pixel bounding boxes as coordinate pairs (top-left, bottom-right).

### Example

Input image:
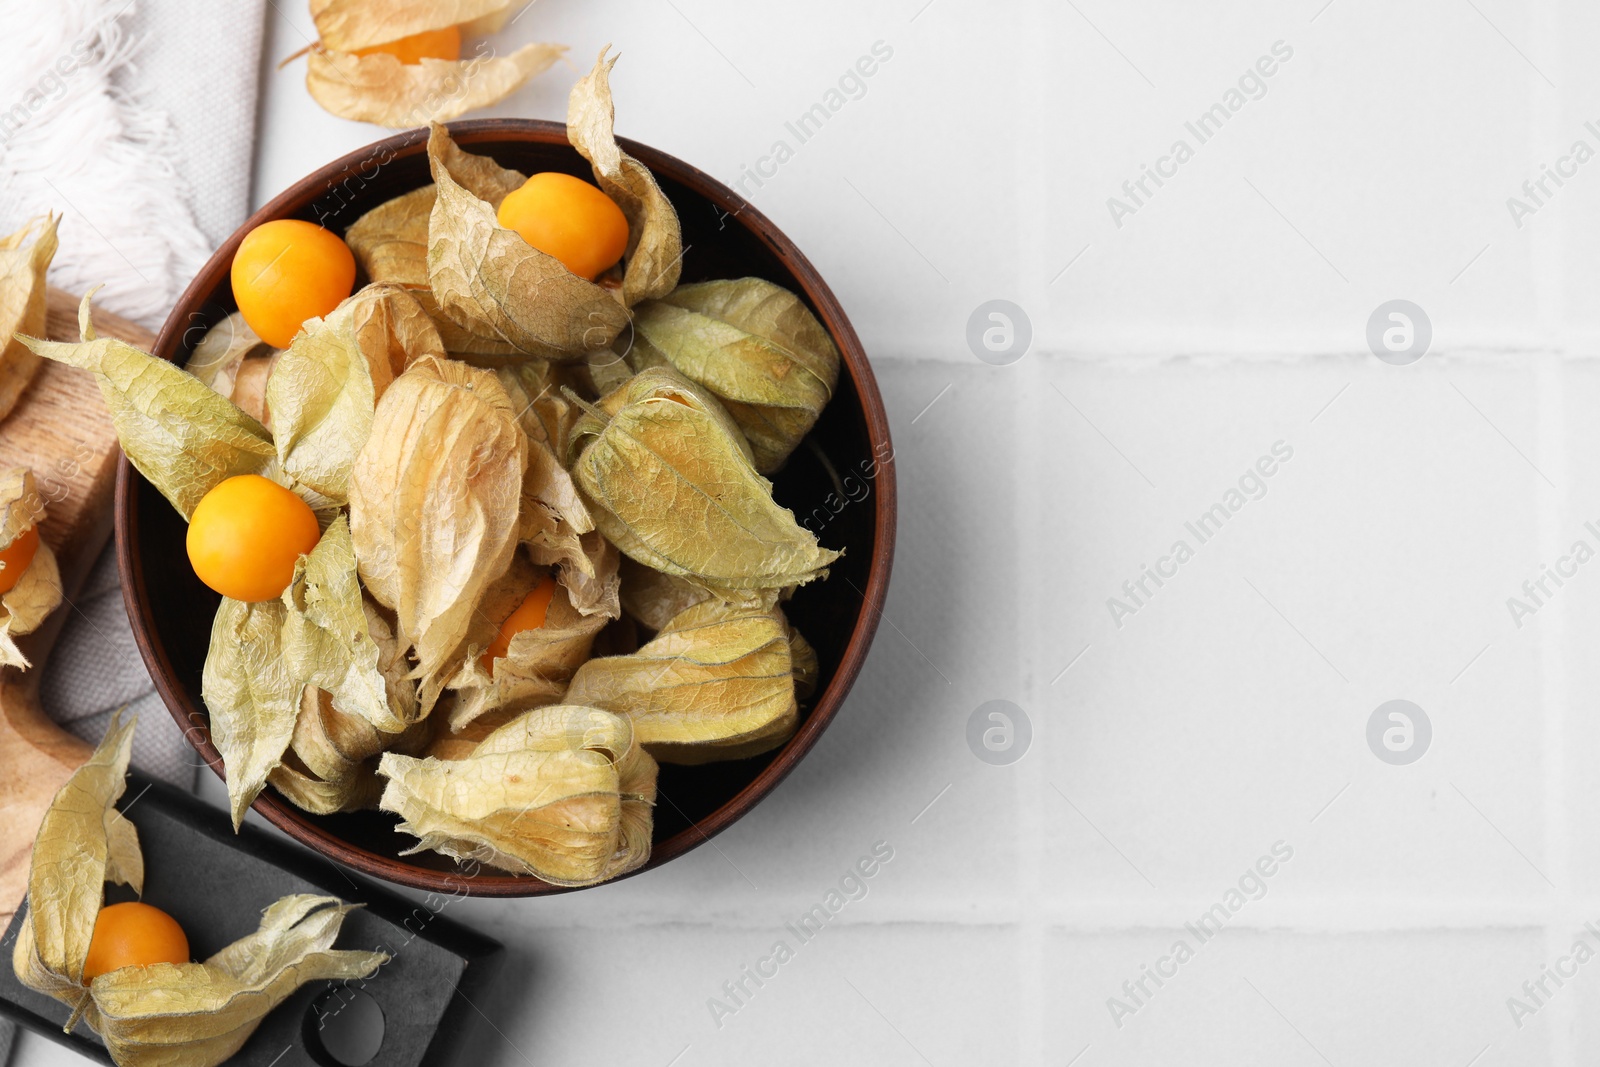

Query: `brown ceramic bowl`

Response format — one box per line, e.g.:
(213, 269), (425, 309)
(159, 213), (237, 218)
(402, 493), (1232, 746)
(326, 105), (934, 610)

(116, 119), (895, 895)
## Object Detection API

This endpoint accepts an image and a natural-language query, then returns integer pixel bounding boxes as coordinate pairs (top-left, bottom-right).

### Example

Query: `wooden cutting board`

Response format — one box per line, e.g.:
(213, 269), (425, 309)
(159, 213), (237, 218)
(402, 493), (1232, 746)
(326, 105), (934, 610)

(0, 288), (156, 923)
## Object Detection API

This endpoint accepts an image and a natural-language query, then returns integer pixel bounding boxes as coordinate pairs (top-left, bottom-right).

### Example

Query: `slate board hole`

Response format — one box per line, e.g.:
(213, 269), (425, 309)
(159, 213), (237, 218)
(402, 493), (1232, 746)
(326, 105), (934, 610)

(306, 987), (385, 1066)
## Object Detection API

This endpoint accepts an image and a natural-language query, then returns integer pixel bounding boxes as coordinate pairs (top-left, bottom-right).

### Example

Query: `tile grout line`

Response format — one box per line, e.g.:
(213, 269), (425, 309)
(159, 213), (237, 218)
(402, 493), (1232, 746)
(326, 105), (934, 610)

(1543, 358), (1575, 1067)
(1016, 0), (1051, 1063)
(1533, 3), (1571, 1061)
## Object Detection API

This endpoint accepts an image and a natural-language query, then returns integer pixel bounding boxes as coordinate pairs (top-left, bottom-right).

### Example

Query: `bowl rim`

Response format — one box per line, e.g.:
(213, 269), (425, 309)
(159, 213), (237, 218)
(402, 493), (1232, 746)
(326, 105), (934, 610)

(115, 117), (897, 895)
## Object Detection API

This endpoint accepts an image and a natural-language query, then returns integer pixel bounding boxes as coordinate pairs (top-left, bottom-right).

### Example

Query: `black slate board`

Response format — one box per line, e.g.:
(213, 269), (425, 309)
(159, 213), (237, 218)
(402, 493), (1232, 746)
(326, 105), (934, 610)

(0, 773), (503, 1066)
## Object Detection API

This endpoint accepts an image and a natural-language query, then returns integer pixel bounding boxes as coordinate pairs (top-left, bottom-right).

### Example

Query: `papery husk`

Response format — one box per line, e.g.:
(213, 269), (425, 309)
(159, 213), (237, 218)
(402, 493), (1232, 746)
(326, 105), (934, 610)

(564, 599), (805, 764)
(554, 530), (620, 618)
(185, 311), (271, 400)
(444, 553), (606, 732)
(268, 749), (385, 815)
(505, 365), (618, 616)
(567, 49), (682, 306)
(266, 284), (444, 502)
(348, 355), (525, 711)
(346, 185), (434, 289)
(568, 368), (839, 596)
(21, 296), (274, 520)
(495, 360), (578, 449)
(85, 895), (385, 1067)
(582, 345), (633, 395)
(0, 467), (46, 548)
(631, 278), (840, 472)
(0, 215), (58, 422)
(230, 355), (277, 428)
(0, 540), (60, 669)
(517, 426), (597, 584)
(618, 555), (710, 632)
(268, 686), (430, 815)
(306, 42), (565, 127)
(201, 598), (301, 829)
(281, 516), (415, 733)
(15, 720), (385, 1065)
(12, 713), (139, 1027)
(346, 141), (526, 289)
(425, 123), (628, 360)
(378, 704), (656, 886)
(0, 470), (60, 667)
(788, 623), (819, 700)
(310, 0), (526, 51)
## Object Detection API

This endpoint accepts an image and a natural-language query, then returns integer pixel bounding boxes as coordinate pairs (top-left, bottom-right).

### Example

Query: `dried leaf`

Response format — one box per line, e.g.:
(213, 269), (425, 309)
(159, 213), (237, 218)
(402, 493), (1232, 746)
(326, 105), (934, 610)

(496, 360), (577, 449)
(346, 186), (433, 288)
(0, 541), (60, 669)
(617, 555), (709, 632)
(311, 0), (519, 51)
(270, 679), (429, 815)
(378, 704), (656, 885)
(88, 895), (385, 1067)
(344, 143), (526, 330)
(348, 356), (525, 710)
(0, 468), (46, 552)
(282, 516), (414, 733)
(202, 598), (300, 829)
(568, 368), (839, 596)
(632, 278), (840, 472)
(22, 296), (275, 520)
(307, 43), (565, 127)
(0, 215), (58, 422)
(346, 144), (526, 291)
(564, 599), (802, 763)
(568, 50), (682, 306)
(425, 123), (628, 360)
(502, 366), (615, 610)
(266, 284), (444, 502)
(230, 354), (277, 428)
(185, 311), (270, 399)
(788, 623), (819, 700)
(269, 753), (383, 815)
(444, 554), (607, 731)
(555, 530), (620, 618)
(13, 713), (138, 1024)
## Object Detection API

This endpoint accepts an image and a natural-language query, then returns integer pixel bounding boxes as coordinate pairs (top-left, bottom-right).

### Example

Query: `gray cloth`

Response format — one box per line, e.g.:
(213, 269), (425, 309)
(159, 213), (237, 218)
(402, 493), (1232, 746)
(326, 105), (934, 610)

(41, 547), (201, 789)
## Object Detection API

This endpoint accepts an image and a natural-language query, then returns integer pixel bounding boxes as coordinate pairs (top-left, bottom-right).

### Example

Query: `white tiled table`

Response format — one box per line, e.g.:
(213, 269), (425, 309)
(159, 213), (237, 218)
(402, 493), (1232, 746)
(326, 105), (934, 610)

(19, 0), (1600, 1063)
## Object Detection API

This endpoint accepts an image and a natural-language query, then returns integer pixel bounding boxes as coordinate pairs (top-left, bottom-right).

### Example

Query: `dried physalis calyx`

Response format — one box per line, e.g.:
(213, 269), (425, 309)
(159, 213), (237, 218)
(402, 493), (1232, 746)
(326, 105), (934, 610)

(630, 278), (841, 473)
(281, 516), (418, 735)
(567, 47), (683, 307)
(269, 683), (431, 816)
(304, 0), (564, 125)
(0, 467), (61, 669)
(13, 715), (386, 1067)
(443, 553), (608, 733)
(345, 139), (528, 361)
(185, 311), (277, 428)
(258, 522), (427, 817)
(22, 295), (275, 521)
(202, 595), (299, 829)
(0, 214), (58, 423)
(379, 704), (657, 886)
(565, 600), (811, 764)
(266, 283), (445, 503)
(567, 367), (840, 597)
(348, 355), (526, 711)
(425, 123), (629, 360)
